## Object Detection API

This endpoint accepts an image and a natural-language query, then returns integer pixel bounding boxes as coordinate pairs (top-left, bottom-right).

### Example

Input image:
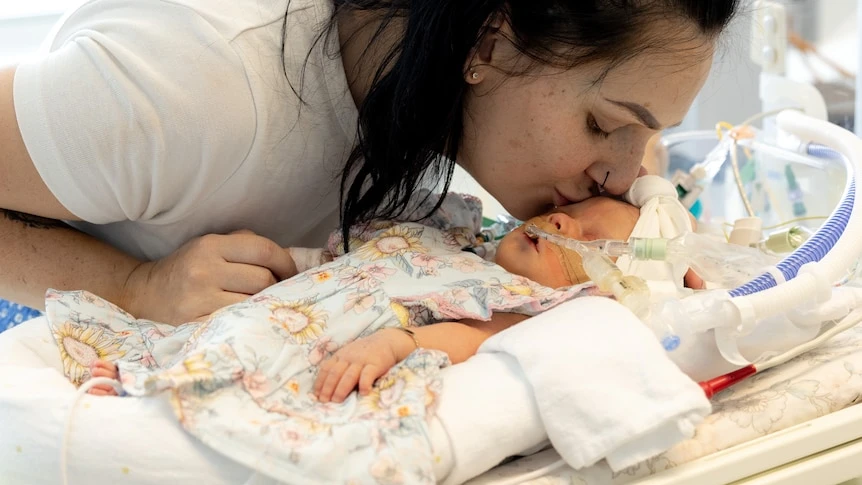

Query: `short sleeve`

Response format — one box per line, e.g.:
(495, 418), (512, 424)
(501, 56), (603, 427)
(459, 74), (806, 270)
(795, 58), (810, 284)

(13, 0), (256, 223)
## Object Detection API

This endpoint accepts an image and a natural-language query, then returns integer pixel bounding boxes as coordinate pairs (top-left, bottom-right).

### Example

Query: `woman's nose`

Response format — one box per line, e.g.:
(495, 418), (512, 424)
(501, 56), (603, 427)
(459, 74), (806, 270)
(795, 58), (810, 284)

(600, 147), (649, 195)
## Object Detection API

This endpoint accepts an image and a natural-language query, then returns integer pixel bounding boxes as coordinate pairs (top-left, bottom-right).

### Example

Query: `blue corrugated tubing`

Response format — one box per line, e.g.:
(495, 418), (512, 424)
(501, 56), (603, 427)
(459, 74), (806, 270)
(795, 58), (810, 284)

(729, 144), (854, 297)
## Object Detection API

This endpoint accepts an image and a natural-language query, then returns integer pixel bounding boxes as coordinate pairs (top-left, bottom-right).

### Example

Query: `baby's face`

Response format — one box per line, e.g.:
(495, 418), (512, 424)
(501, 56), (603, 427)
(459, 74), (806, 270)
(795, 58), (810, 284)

(495, 197), (640, 288)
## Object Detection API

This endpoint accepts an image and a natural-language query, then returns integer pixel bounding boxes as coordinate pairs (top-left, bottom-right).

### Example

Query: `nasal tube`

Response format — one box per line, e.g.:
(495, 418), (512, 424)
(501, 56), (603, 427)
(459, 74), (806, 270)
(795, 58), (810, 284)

(525, 225), (650, 319)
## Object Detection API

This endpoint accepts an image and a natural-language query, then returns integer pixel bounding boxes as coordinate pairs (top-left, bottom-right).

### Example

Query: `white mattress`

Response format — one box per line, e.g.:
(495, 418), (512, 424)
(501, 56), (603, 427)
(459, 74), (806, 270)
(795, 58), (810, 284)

(467, 325), (862, 484)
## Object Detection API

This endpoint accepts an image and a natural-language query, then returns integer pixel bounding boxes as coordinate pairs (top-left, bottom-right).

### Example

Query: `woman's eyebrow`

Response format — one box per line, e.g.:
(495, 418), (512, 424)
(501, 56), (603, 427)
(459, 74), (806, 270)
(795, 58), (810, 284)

(605, 99), (661, 130)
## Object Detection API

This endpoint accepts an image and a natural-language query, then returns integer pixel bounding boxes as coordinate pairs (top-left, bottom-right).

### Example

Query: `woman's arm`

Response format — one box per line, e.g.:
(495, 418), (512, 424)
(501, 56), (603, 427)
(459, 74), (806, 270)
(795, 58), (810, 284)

(0, 65), (143, 311)
(0, 66), (298, 323)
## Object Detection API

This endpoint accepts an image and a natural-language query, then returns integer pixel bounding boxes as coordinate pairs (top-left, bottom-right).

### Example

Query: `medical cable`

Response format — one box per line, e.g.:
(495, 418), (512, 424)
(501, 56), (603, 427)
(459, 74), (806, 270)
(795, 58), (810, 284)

(524, 225), (650, 318)
(700, 305), (862, 398)
(60, 377), (125, 485)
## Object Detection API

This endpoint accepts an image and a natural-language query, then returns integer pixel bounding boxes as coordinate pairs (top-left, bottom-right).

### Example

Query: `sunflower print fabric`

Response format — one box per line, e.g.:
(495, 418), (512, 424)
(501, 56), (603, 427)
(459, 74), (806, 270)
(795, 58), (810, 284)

(44, 196), (598, 484)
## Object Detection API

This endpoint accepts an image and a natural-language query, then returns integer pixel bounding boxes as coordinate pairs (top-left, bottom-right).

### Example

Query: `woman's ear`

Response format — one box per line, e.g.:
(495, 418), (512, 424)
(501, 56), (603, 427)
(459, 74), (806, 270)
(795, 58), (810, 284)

(463, 11), (508, 83)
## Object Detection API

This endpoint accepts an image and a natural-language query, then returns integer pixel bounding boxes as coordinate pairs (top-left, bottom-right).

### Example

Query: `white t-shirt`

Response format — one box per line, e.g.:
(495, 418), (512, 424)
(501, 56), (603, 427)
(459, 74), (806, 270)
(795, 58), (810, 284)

(13, 0), (358, 261)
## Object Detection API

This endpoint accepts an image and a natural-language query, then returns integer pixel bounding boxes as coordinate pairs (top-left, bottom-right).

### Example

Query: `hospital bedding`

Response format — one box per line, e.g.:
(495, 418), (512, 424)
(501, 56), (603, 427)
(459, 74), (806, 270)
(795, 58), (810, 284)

(2, 301), (862, 483)
(468, 324), (862, 484)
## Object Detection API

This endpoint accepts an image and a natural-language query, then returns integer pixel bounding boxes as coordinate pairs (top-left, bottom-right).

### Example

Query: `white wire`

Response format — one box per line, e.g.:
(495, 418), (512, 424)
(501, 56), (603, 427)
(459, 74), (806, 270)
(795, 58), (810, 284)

(758, 307), (862, 372)
(60, 377), (124, 485)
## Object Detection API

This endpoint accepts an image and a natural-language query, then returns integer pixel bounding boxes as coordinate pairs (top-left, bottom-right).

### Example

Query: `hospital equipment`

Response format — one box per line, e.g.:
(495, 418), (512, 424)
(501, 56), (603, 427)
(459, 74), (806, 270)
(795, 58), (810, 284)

(532, 109), (862, 398)
(524, 225), (651, 319)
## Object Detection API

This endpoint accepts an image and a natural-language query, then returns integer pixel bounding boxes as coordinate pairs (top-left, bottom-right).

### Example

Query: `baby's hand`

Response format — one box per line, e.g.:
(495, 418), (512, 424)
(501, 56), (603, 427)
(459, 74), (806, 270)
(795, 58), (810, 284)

(88, 360), (120, 396)
(313, 329), (413, 403)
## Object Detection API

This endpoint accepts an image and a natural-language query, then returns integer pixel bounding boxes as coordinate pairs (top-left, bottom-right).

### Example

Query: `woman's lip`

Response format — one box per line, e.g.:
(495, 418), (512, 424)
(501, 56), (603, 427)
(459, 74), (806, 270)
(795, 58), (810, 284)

(553, 189), (572, 207)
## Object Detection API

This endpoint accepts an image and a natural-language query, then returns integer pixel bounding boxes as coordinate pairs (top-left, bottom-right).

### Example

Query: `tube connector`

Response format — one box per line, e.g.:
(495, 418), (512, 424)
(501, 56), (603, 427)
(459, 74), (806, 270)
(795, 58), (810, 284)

(798, 262), (835, 304)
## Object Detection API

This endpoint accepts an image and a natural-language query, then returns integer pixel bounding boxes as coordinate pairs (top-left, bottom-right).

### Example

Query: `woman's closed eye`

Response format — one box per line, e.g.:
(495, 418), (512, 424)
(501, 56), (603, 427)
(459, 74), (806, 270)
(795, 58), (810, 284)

(586, 114), (610, 139)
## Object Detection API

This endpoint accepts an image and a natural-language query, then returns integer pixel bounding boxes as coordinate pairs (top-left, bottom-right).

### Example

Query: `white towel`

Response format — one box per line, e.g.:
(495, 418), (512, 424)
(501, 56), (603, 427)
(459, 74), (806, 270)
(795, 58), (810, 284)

(478, 296), (712, 472)
(434, 353), (547, 485)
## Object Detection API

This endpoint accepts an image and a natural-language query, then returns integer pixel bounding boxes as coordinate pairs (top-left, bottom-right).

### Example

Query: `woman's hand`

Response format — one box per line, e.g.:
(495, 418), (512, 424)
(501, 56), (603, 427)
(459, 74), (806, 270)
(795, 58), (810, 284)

(313, 328), (415, 404)
(120, 230), (298, 324)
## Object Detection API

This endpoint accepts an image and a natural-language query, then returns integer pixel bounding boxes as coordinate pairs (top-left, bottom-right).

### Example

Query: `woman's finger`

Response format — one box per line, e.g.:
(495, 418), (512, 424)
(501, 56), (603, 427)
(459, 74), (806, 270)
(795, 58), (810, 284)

(218, 263), (278, 294)
(214, 233), (297, 280)
(191, 291), (251, 321)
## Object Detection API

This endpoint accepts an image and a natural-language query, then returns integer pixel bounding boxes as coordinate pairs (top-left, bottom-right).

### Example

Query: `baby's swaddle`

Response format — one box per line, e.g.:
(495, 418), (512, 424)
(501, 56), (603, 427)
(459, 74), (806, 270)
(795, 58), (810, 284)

(45, 195), (596, 484)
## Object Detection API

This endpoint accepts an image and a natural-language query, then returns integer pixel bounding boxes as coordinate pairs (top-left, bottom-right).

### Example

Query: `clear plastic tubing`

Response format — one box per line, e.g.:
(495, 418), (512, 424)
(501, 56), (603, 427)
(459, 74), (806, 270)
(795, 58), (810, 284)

(731, 143), (854, 297)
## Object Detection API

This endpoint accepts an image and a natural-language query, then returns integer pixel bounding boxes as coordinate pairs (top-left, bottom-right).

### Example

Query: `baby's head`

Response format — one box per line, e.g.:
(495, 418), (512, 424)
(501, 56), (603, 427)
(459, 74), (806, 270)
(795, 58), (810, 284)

(495, 196), (640, 288)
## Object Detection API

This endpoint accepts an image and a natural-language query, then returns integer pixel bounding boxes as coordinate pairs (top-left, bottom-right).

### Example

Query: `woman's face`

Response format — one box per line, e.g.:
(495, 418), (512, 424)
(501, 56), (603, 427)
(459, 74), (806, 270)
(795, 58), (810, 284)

(458, 26), (714, 221)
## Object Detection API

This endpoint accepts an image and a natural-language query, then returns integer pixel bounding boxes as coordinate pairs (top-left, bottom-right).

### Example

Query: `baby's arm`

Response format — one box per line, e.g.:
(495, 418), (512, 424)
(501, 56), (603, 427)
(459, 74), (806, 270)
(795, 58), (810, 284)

(313, 312), (528, 403)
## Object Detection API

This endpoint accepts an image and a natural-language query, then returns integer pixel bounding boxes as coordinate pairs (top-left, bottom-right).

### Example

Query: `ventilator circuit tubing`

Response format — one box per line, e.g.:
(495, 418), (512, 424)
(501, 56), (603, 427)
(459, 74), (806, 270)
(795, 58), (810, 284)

(729, 110), (862, 322)
(730, 148), (853, 297)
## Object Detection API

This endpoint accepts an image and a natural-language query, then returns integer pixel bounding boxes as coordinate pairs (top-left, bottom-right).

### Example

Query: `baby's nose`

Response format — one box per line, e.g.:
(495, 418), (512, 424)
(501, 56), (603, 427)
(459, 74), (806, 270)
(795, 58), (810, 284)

(546, 213), (574, 234)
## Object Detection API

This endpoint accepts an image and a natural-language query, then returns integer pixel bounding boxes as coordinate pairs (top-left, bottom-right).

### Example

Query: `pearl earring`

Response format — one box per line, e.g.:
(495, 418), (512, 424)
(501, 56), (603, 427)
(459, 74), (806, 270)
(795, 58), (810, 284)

(470, 69), (479, 80)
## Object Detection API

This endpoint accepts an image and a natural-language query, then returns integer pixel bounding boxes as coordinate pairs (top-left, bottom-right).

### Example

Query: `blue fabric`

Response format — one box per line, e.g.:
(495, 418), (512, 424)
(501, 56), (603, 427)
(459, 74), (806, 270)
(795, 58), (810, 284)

(0, 299), (42, 333)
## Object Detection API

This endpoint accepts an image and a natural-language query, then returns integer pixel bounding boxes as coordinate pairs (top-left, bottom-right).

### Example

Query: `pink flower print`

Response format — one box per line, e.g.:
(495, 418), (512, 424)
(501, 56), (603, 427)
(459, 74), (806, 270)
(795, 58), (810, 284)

(378, 378), (406, 409)
(336, 267), (387, 292)
(143, 327), (168, 341)
(308, 336), (339, 365)
(420, 289), (482, 320)
(449, 288), (472, 302)
(81, 292), (108, 308)
(442, 229), (473, 249)
(411, 254), (442, 276)
(450, 255), (485, 273)
(279, 428), (308, 447)
(138, 352), (158, 369)
(242, 369), (271, 397)
(344, 292), (377, 315)
(361, 263), (397, 281)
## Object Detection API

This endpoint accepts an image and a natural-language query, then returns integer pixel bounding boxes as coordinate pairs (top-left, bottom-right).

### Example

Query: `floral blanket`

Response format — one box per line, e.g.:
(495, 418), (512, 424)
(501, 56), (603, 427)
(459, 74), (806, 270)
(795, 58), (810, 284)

(45, 215), (594, 484)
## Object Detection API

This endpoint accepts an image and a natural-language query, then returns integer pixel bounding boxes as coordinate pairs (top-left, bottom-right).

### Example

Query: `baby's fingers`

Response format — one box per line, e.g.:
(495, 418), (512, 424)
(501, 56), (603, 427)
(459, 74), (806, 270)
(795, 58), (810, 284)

(358, 365), (386, 396)
(87, 384), (118, 396)
(317, 359), (349, 403)
(330, 363), (363, 403)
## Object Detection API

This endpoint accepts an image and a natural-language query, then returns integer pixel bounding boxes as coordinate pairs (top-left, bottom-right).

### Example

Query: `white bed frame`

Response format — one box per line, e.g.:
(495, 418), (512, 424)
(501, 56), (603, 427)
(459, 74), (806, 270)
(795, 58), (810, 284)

(495, 403), (862, 485)
(632, 403), (862, 485)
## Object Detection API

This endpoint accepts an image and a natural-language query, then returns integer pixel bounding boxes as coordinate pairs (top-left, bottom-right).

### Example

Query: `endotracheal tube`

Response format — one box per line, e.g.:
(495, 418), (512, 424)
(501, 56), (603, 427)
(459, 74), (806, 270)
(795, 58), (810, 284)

(533, 229), (780, 290)
(525, 224), (651, 319)
(524, 225), (785, 352)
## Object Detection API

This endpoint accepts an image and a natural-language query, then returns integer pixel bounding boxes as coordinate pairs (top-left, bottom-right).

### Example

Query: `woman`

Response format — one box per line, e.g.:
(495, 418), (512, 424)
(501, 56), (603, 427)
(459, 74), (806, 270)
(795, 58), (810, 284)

(0, 0), (738, 326)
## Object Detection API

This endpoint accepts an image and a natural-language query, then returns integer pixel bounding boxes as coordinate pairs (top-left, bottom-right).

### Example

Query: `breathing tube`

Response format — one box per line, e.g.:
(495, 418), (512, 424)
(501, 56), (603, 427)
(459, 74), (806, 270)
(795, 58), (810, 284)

(730, 146), (853, 297)
(726, 111), (862, 324)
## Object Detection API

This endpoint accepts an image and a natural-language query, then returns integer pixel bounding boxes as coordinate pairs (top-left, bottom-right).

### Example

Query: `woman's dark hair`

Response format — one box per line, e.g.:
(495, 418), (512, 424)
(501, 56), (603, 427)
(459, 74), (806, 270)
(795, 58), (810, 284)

(285, 0), (740, 248)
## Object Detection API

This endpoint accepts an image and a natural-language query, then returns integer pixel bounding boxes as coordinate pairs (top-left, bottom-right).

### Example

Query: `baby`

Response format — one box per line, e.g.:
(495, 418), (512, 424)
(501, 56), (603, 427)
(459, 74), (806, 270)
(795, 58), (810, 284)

(81, 195), (640, 403)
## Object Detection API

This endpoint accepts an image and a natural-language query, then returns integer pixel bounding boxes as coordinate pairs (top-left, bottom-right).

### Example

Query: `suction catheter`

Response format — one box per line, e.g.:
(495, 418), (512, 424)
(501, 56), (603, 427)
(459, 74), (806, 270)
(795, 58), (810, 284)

(528, 110), (862, 397)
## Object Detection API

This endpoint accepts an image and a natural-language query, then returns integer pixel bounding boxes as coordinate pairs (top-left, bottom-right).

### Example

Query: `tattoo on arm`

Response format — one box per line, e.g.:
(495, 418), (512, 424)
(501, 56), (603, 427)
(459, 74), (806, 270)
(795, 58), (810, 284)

(1, 209), (72, 230)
